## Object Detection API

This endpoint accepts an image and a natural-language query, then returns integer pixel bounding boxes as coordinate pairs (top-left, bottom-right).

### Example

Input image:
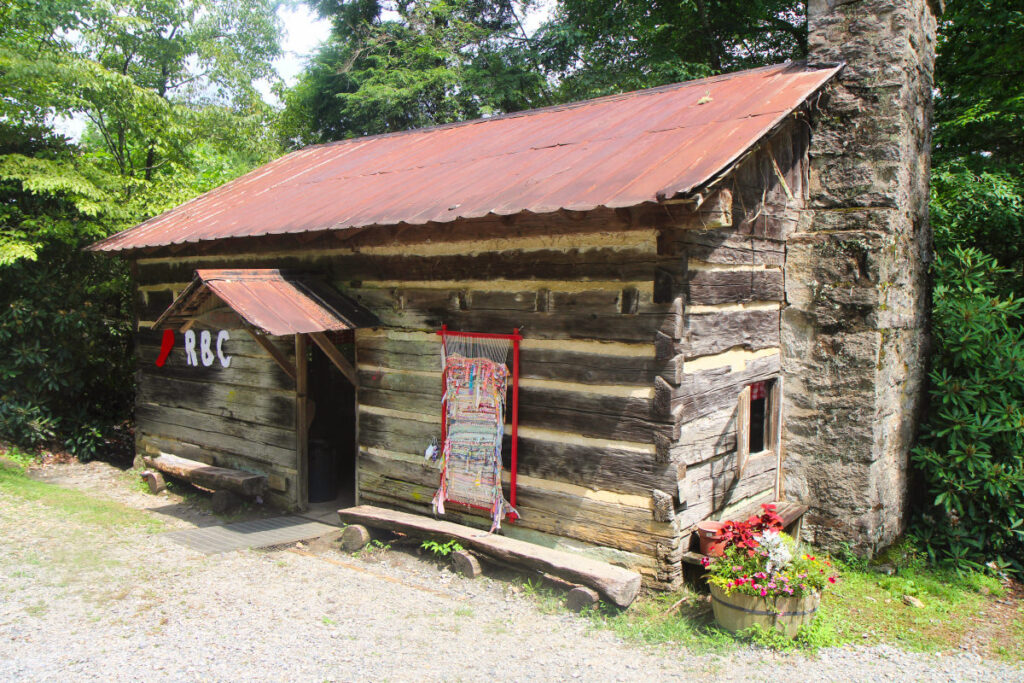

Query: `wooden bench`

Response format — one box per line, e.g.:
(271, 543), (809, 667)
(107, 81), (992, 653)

(141, 453), (267, 509)
(681, 500), (808, 567)
(337, 504), (642, 608)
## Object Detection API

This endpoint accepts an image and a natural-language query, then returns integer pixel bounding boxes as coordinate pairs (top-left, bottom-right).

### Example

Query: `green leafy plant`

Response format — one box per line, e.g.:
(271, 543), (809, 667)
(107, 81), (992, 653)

(420, 538), (464, 557)
(911, 247), (1024, 573)
(704, 531), (838, 599)
(353, 538), (391, 558)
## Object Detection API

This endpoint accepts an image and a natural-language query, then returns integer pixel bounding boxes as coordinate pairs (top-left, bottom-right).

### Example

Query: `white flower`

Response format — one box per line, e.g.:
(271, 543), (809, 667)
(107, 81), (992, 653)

(758, 530), (793, 574)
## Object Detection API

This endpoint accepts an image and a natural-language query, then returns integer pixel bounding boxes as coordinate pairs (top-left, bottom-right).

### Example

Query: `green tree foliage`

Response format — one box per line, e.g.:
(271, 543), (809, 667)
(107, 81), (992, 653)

(0, 0), (283, 457)
(931, 0), (1024, 288)
(910, 2), (1024, 572)
(537, 0), (806, 99)
(911, 248), (1024, 573)
(280, 0), (550, 144)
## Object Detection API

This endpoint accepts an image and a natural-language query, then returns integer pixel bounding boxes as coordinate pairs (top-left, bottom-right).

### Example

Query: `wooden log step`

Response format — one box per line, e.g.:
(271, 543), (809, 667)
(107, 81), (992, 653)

(142, 453), (267, 498)
(337, 504), (642, 607)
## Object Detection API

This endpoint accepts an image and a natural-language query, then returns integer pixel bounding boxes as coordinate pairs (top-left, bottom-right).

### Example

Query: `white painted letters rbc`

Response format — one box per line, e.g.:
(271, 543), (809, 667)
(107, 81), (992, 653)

(199, 330), (215, 366)
(184, 329), (198, 366)
(216, 330), (231, 368)
(179, 329), (230, 368)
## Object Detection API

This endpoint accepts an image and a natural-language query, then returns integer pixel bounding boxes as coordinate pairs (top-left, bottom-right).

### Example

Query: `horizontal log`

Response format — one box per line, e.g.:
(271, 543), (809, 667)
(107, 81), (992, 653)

(358, 389), (670, 448)
(138, 348), (294, 392)
(142, 453), (267, 497)
(671, 406), (737, 466)
(135, 231), (665, 287)
(336, 504), (642, 607)
(355, 465), (675, 559)
(680, 309), (780, 359)
(671, 355), (780, 422)
(136, 414), (297, 469)
(136, 403), (295, 451)
(662, 229), (785, 267)
(683, 451), (777, 512)
(137, 375), (295, 429)
(346, 288), (677, 343)
(686, 269), (784, 305)
(137, 433), (297, 480)
(358, 335), (663, 386)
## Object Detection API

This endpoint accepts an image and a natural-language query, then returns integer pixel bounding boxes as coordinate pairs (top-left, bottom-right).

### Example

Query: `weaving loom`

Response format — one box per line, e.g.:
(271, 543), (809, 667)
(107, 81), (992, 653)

(431, 328), (520, 531)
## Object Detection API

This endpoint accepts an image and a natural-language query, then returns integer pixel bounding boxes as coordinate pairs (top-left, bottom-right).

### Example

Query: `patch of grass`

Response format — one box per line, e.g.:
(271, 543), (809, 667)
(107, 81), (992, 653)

(0, 445), (39, 469)
(0, 460), (164, 533)
(591, 589), (736, 654)
(519, 577), (564, 615)
(321, 616), (336, 626)
(353, 538), (391, 558)
(24, 599), (48, 617)
(590, 542), (1014, 657)
(454, 606), (474, 618)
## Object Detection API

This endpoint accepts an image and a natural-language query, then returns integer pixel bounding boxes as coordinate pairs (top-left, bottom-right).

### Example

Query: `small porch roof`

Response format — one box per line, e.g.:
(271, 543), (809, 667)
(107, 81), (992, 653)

(153, 269), (377, 336)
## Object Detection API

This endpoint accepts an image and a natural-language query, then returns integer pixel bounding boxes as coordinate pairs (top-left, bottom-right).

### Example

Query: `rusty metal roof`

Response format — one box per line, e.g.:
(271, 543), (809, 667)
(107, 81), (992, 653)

(154, 269), (378, 336)
(92, 62), (841, 253)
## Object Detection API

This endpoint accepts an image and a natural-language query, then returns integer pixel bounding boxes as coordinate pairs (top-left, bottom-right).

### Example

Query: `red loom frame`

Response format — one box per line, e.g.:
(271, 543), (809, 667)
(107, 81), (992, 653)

(437, 324), (522, 521)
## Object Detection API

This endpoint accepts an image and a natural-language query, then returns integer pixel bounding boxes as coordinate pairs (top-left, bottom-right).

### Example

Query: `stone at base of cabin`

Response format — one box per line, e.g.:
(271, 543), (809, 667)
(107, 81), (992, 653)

(452, 549), (482, 579)
(567, 586), (600, 613)
(133, 454), (147, 471)
(340, 524), (372, 552)
(211, 489), (241, 514)
(141, 470), (166, 494)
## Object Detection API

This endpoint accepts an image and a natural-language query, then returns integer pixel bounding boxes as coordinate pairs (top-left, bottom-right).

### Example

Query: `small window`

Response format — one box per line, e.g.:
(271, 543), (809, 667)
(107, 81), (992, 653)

(748, 381), (768, 453)
(736, 378), (781, 477)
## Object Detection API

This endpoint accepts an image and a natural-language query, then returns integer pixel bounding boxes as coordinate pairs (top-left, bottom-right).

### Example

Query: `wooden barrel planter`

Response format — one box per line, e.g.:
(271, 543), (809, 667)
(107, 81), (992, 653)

(709, 584), (820, 639)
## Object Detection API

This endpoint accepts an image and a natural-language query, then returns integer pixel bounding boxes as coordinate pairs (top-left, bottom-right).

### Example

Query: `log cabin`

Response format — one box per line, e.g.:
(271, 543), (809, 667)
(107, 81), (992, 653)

(91, 0), (938, 591)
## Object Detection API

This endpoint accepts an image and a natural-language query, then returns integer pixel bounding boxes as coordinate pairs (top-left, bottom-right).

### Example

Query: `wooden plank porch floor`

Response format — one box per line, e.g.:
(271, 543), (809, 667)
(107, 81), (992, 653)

(164, 516), (338, 555)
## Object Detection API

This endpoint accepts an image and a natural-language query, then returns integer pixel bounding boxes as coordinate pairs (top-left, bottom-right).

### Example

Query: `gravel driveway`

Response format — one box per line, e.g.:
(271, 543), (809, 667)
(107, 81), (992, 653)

(0, 462), (1020, 682)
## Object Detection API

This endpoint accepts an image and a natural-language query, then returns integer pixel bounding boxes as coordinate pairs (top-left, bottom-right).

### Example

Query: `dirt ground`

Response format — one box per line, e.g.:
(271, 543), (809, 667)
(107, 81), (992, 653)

(1, 458), (1021, 682)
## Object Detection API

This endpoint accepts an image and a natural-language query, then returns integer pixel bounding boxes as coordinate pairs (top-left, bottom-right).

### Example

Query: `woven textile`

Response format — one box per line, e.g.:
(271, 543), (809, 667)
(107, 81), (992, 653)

(432, 354), (516, 530)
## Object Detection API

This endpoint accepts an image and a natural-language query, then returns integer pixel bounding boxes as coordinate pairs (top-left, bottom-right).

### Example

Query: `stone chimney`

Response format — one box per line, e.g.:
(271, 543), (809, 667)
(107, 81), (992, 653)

(781, 0), (940, 552)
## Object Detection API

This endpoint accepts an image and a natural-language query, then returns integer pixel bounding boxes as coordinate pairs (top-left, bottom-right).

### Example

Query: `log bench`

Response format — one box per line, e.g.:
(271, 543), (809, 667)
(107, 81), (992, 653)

(681, 500), (808, 568)
(337, 504), (642, 608)
(141, 453), (267, 510)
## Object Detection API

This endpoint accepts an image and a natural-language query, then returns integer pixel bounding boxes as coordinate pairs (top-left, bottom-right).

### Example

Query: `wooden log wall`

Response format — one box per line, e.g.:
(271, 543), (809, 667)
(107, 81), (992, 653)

(129, 117), (809, 589)
(666, 119), (809, 547)
(134, 326), (299, 509)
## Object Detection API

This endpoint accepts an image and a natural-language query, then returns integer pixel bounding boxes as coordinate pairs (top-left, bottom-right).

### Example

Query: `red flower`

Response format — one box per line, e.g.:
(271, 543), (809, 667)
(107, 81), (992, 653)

(828, 576), (837, 584)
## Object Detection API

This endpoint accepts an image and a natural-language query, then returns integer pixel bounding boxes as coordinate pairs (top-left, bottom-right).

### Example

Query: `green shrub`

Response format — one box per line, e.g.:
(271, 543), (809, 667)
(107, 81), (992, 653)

(911, 246), (1024, 573)
(0, 243), (133, 458)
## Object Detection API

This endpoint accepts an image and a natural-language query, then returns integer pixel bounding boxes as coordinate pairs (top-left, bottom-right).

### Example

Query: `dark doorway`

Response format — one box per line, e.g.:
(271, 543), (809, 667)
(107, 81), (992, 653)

(306, 338), (357, 506)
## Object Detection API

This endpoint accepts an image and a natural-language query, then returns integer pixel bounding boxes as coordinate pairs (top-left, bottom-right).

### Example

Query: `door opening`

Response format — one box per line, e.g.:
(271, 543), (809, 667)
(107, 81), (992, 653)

(306, 338), (356, 506)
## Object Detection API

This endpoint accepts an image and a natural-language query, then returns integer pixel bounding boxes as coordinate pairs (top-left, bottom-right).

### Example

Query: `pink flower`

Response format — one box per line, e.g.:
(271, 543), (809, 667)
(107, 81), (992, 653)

(732, 566), (742, 572)
(767, 582), (777, 589)
(759, 588), (768, 597)
(700, 556), (710, 568)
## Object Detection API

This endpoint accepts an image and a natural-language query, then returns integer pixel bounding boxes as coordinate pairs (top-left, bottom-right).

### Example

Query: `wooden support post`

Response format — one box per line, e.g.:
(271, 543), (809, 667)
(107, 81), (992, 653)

(736, 385), (751, 478)
(246, 327), (297, 381)
(567, 586), (600, 612)
(309, 331), (359, 387)
(340, 524), (372, 552)
(771, 378), (785, 501)
(296, 333), (309, 509)
(452, 549), (483, 579)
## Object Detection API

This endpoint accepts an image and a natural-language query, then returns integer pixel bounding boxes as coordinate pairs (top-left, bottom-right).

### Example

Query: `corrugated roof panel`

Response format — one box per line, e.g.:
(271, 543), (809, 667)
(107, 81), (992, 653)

(154, 269), (378, 336)
(91, 61), (842, 253)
